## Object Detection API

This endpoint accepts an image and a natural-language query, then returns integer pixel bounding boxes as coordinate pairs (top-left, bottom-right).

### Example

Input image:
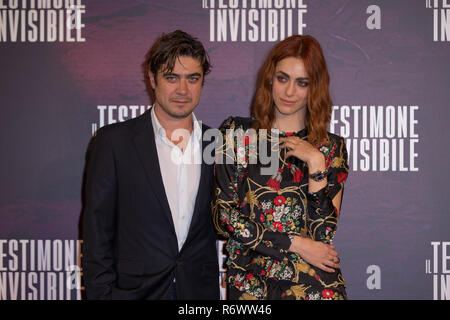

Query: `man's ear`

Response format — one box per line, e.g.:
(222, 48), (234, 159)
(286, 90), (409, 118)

(149, 71), (156, 89)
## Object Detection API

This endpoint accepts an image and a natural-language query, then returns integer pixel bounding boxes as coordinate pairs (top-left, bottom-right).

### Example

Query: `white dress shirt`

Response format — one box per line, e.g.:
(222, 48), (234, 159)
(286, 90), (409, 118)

(151, 106), (202, 251)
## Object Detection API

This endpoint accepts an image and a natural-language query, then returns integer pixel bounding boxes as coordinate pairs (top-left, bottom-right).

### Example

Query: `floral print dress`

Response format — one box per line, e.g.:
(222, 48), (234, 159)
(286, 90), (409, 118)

(212, 117), (349, 300)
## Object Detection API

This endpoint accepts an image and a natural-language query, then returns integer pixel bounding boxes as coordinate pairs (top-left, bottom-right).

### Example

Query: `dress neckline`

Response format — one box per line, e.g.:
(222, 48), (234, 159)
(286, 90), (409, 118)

(274, 127), (308, 138)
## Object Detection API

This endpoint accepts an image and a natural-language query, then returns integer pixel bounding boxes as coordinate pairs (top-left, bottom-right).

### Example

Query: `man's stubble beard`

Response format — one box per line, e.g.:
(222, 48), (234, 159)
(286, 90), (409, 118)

(163, 105), (195, 119)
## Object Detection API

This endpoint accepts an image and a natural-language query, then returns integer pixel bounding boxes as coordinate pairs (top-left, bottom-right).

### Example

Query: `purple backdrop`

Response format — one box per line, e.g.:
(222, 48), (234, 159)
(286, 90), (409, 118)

(0, 0), (449, 300)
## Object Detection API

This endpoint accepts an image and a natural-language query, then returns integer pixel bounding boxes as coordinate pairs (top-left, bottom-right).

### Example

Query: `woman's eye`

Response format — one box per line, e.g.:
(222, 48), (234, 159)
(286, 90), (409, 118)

(298, 81), (309, 87)
(277, 76), (287, 82)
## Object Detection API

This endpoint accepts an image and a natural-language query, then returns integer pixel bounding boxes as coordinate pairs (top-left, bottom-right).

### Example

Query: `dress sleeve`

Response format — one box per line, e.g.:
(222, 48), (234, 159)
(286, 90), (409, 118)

(327, 136), (349, 200)
(212, 117), (292, 258)
(305, 136), (349, 243)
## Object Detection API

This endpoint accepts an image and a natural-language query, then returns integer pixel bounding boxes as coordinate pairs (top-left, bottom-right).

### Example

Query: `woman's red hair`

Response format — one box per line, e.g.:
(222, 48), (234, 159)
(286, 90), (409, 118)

(252, 35), (332, 146)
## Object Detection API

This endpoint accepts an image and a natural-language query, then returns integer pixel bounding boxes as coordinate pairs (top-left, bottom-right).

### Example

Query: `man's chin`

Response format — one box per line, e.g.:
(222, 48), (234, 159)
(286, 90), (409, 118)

(155, 102), (197, 120)
(167, 106), (194, 119)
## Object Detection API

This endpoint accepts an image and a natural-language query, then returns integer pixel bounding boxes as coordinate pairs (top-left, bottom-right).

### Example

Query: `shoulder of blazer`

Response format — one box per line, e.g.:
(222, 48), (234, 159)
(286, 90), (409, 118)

(93, 110), (153, 142)
(95, 109), (216, 143)
(200, 122), (212, 134)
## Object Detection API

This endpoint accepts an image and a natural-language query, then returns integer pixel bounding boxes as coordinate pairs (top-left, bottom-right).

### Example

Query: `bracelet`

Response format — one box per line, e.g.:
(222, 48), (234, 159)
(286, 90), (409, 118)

(288, 234), (295, 243)
(309, 168), (328, 182)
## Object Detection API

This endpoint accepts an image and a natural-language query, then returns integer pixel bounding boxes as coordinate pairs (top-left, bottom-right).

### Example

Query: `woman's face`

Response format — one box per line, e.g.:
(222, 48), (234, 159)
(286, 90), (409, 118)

(272, 56), (309, 118)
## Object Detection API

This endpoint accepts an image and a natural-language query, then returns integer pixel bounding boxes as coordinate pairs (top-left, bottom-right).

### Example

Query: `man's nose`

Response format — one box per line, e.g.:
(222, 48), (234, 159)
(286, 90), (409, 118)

(176, 79), (188, 95)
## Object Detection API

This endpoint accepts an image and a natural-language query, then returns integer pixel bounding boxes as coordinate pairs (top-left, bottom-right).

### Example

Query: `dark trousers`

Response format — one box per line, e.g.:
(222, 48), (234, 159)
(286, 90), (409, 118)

(166, 282), (177, 300)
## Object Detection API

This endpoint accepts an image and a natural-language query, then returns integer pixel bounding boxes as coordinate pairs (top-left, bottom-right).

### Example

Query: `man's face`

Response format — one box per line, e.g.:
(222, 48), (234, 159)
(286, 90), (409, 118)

(149, 56), (204, 120)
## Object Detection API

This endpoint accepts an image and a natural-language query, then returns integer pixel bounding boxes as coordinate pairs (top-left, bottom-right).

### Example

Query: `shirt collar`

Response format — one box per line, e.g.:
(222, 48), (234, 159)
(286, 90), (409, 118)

(191, 112), (203, 143)
(151, 105), (166, 140)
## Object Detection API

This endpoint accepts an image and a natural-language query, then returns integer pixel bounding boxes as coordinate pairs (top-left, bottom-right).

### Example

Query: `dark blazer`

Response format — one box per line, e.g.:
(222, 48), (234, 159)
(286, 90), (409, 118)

(82, 109), (220, 300)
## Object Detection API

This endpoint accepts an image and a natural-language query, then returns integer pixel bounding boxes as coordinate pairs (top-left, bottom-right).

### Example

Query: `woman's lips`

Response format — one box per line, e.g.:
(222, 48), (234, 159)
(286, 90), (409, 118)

(280, 98), (296, 105)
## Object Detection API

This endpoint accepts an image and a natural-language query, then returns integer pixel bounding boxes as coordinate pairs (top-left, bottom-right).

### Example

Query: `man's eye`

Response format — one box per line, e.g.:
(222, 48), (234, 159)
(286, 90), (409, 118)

(189, 77), (200, 83)
(165, 76), (177, 82)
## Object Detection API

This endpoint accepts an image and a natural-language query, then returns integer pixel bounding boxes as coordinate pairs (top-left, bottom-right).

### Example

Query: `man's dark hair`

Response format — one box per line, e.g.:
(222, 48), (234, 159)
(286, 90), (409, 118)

(142, 30), (211, 99)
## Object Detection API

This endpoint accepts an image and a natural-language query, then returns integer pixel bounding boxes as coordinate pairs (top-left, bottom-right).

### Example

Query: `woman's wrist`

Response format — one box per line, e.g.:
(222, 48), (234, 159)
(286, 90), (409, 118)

(307, 153), (327, 192)
(288, 235), (304, 255)
(306, 152), (325, 171)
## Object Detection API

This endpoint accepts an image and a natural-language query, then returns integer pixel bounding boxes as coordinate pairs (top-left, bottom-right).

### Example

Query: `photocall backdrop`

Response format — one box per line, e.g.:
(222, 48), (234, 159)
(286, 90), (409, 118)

(0, 0), (449, 300)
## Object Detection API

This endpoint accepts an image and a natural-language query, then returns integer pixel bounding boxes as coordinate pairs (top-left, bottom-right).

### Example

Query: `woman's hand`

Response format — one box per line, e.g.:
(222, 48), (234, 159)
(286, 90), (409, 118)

(289, 236), (340, 273)
(279, 136), (324, 166)
(279, 136), (327, 192)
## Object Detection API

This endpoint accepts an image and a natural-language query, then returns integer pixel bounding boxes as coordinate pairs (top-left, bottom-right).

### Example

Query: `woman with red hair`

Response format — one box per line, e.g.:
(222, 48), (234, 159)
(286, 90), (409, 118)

(213, 35), (349, 300)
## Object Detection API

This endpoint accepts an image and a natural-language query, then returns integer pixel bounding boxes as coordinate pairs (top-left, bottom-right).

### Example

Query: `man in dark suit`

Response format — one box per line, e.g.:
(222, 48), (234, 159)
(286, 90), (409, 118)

(82, 30), (220, 300)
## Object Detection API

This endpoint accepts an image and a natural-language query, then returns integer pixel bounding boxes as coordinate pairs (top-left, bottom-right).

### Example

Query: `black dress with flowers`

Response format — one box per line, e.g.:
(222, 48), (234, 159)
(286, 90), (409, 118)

(213, 117), (349, 300)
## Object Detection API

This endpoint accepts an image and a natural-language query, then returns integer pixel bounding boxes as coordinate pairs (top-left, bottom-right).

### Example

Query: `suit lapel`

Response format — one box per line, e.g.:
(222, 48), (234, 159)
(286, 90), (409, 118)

(132, 110), (176, 235)
(182, 124), (212, 250)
